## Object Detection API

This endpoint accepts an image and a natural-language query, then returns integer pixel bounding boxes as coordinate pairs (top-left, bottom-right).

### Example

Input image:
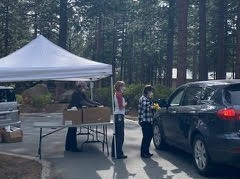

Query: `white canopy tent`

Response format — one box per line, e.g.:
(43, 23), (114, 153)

(0, 35), (117, 158)
(0, 35), (112, 82)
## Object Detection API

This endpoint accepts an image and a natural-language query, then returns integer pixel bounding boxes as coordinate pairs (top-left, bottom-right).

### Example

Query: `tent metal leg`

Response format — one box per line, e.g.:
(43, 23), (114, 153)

(111, 76), (117, 159)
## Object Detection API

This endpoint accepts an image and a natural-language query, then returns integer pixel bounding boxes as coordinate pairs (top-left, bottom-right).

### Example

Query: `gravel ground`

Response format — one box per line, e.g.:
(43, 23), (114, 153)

(0, 154), (42, 179)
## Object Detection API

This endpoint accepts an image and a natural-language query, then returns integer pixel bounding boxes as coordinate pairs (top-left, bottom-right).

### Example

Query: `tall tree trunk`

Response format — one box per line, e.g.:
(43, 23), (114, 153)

(120, 20), (126, 80)
(112, 17), (117, 82)
(176, 0), (188, 86)
(4, 1), (9, 56)
(192, 43), (198, 81)
(56, 0), (68, 102)
(140, 30), (145, 84)
(236, 2), (240, 79)
(199, 0), (207, 81)
(216, 1), (225, 79)
(58, 0), (68, 49)
(95, 16), (103, 61)
(166, 0), (175, 87)
(33, 0), (39, 38)
(129, 33), (134, 84)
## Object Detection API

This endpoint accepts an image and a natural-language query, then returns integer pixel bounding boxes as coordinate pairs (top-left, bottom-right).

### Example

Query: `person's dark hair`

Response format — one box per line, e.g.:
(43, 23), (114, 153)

(143, 85), (154, 95)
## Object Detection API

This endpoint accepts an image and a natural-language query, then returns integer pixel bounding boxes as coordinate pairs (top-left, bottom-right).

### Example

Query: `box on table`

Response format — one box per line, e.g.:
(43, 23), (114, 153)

(2, 129), (23, 143)
(63, 109), (83, 125)
(82, 107), (111, 123)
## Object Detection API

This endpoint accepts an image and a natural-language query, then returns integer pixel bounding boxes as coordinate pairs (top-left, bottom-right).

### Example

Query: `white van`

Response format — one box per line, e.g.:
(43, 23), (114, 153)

(0, 86), (20, 127)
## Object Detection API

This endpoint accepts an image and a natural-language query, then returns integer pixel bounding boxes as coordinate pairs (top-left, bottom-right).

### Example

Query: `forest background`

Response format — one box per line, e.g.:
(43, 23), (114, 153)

(0, 0), (240, 110)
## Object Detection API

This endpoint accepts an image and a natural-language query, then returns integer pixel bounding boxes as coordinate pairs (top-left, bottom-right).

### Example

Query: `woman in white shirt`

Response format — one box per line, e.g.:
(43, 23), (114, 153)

(111, 81), (127, 159)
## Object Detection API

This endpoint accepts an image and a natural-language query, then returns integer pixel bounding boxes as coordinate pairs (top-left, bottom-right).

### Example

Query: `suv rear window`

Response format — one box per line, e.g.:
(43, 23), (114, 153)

(0, 89), (16, 102)
(224, 84), (240, 105)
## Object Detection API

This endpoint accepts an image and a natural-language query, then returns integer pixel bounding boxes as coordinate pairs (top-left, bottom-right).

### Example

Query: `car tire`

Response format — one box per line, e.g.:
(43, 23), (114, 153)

(153, 121), (166, 150)
(193, 135), (212, 176)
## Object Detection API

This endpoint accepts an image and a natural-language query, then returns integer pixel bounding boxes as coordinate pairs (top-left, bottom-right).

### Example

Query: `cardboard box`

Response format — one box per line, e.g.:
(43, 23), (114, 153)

(63, 110), (83, 125)
(2, 129), (23, 143)
(82, 107), (111, 123)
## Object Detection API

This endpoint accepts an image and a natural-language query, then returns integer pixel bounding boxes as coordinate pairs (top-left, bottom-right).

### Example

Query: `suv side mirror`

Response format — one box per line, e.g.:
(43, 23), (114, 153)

(156, 99), (169, 108)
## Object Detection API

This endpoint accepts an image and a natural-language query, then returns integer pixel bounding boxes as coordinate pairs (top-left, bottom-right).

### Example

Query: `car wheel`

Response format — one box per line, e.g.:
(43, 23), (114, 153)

(193, 135), (212, 176)
(153, 122), (166, 150)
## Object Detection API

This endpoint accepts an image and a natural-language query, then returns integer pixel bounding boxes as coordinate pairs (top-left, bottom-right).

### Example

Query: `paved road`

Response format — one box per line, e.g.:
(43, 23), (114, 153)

(0, 113), (239, 179)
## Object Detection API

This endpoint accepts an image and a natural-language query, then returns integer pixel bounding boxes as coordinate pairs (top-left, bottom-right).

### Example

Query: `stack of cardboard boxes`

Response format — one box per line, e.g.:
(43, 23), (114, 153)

(63, 107), (111, 125)
(0, 127), (23, 143)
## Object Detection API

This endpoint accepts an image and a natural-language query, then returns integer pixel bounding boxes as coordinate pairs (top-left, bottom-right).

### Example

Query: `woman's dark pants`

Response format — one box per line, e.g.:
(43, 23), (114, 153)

(65, 127), (77, 150)
(140, 122), (153, 155)
(111, 114), (124, 157)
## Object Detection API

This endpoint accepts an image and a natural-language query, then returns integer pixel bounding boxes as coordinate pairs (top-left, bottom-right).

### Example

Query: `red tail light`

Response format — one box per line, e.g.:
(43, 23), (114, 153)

(217, 108), (239, 120)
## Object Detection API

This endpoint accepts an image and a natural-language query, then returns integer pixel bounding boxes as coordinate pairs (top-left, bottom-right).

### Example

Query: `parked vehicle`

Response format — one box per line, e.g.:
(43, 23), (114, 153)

(153, 80), (240, 175)
(0, 86), (20, 127)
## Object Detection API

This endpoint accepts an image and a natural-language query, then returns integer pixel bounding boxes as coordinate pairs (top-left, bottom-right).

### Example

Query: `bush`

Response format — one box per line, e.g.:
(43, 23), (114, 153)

(153, 85), (173, 100)
(93, 87), (112, 107)
(91, 84), (173, 110)
(124, 84), (173, 110)
(124, 84), (145, 109)
(16, 94), (23, 104)
(31, 94), (52, 108)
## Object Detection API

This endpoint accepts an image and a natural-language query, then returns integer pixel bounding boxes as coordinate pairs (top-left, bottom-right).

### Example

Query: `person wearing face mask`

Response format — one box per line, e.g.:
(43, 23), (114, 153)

(111, 81), (128, 159)
(138, 85), (154, 158)
(65, 81), (100, 152)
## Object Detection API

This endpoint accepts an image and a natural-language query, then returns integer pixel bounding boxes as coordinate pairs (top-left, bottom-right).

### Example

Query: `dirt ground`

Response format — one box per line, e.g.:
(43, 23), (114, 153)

(0, 154), (42, 179)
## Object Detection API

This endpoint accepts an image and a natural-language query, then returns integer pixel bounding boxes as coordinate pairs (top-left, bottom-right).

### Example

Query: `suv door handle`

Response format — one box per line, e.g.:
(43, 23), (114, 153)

(189, 110), (196, 114)
(170, 110), (177, 114)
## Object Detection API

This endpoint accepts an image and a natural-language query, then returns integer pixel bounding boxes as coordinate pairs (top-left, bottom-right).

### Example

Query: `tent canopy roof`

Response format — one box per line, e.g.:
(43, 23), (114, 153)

(0, 35), (112, 82)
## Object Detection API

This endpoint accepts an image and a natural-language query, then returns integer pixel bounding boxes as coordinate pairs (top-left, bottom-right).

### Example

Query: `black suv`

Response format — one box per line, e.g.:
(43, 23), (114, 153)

(153, 80), (240, 175)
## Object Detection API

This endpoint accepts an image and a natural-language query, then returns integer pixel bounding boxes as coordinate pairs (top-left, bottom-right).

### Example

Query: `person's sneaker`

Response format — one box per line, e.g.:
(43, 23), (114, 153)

(71, 148), (81, 152)
(65, 147), (71, 151)
(116, 155), (127, 159)
(147, 153), (153, 157)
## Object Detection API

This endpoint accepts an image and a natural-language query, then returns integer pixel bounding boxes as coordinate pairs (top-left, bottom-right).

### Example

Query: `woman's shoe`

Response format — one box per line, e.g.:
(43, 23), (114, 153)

(147, 153), (153, 157)
(141, 153), (151, 158)
(71, 148), (81, 152)
(117, 155), (127, 159)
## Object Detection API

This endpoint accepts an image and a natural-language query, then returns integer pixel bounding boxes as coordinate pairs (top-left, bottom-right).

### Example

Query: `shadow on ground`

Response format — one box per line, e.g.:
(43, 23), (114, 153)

(112, 159), (136, 179)
(155, 145), (240, 179)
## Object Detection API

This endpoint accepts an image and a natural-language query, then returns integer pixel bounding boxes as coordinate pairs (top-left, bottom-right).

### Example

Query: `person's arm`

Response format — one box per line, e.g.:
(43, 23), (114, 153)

(82, 93), (100, 107)
(85, 98), (101, 106)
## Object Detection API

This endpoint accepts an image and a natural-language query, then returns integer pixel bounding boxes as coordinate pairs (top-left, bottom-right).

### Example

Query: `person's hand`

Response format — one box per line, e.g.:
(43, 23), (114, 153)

(153, 103), (160, 110)
(124, 102), (127, 107)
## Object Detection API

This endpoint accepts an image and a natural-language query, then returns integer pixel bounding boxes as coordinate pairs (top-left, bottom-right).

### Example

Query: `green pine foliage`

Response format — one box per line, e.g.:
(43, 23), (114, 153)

(93, 84), (172, 110)
(0, 0), (239, 87)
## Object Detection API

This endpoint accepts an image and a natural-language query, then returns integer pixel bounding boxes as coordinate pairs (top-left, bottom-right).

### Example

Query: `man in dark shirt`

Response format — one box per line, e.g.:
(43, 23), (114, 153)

(65, 82), (100, 152)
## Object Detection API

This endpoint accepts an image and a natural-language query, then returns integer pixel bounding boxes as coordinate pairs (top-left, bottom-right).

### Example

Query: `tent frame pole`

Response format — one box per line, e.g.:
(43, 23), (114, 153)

(90, 80), (94, 100)
(110, 76), (117, 159)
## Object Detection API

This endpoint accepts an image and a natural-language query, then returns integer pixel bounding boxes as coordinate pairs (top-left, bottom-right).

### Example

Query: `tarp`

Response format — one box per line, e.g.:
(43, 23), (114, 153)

(0, 35), (112, 82)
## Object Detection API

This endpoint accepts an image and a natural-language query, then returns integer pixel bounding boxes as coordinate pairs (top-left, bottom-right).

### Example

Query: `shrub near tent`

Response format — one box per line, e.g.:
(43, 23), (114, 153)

(93, 84), (172, 110)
